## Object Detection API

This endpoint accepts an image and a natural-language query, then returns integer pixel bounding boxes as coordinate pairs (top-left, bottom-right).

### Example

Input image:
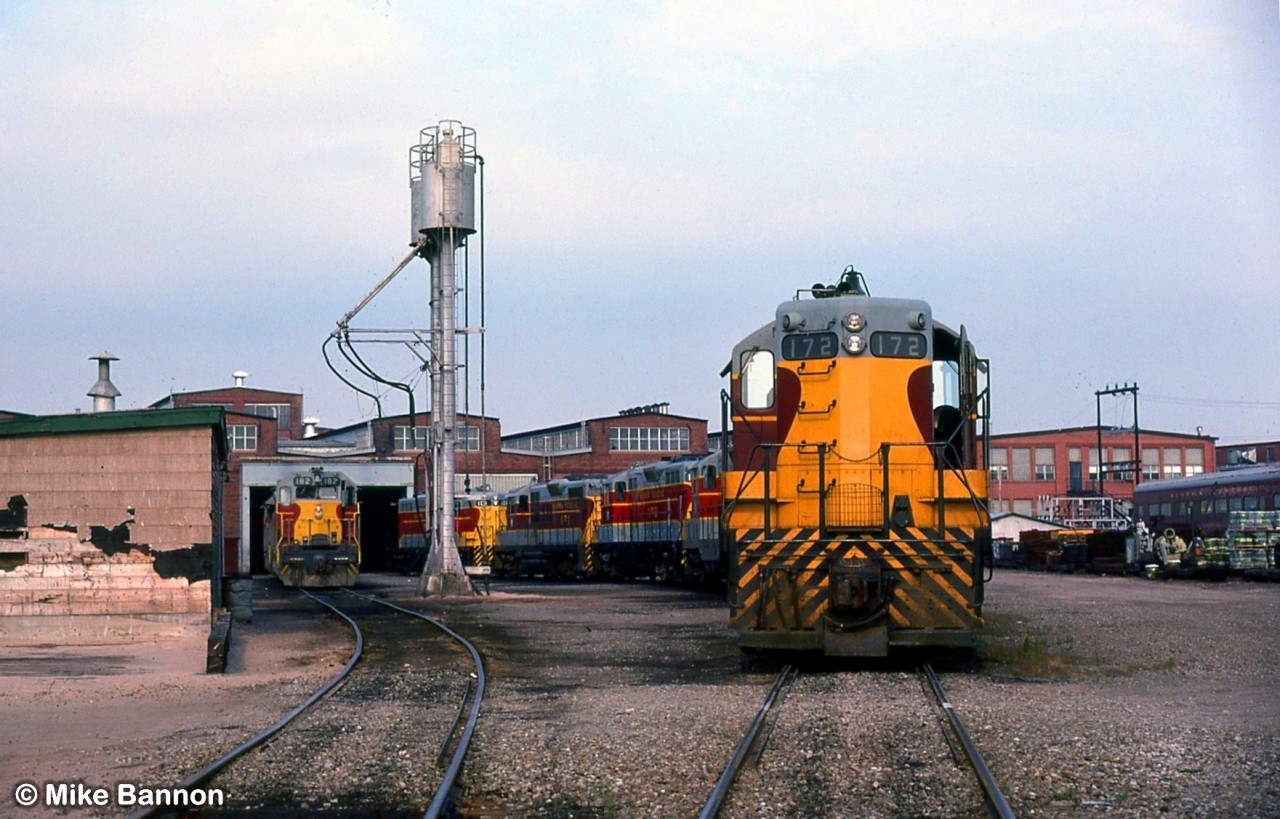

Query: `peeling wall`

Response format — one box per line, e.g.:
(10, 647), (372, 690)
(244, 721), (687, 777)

(0, 425), (220, 620)
(0, 528), (210, 617)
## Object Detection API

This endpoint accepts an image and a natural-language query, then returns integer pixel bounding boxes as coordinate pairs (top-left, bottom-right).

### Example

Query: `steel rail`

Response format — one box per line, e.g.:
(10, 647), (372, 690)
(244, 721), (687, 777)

(922, 664), (1016, 819)
(127, 589), (364, 819)
(342, 589), (487, 819)
(699, 665), (795, 819)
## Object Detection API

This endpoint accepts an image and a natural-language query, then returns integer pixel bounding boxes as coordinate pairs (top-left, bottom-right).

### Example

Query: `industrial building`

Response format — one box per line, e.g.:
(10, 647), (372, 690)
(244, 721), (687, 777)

(986, 426), (1217, 523)
(150, 375), (709, 580)
(1218, 439), (1280, 468)
(0, 342), (713, 625)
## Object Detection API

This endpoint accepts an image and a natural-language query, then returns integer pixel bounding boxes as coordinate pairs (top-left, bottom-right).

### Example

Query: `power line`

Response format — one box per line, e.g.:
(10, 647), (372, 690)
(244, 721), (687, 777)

(1143, 394), (1280, 409)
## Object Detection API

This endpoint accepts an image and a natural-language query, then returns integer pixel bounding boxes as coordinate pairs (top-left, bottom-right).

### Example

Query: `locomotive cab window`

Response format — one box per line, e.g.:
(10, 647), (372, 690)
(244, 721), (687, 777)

(931, 326), (970, 469)
(740, 349), (774, 410)
(933, 358), (962, 450)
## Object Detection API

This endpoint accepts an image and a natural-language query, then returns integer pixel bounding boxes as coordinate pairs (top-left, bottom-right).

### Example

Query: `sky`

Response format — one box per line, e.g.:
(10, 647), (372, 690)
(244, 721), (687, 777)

(2, 1), (1278, 444)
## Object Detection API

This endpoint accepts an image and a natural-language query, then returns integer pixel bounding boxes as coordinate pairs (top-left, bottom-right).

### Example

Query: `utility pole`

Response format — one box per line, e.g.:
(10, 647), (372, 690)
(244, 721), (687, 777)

(1095, 383), (1140, 494)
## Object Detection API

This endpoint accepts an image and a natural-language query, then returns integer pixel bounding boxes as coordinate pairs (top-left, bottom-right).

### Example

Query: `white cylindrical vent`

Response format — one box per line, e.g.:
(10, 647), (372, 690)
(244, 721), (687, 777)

(87, 351), (121, 412)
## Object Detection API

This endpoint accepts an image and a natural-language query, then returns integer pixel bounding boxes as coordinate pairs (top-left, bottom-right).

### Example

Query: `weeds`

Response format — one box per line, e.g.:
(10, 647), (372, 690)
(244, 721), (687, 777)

(976, 613), (1090, 680)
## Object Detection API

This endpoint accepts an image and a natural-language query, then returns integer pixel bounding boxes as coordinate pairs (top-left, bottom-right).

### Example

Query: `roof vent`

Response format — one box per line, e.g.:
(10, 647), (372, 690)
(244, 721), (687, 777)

(303, 417), (319, 438)
(87, 351), (121, 412)
(232, 370), (249, 388)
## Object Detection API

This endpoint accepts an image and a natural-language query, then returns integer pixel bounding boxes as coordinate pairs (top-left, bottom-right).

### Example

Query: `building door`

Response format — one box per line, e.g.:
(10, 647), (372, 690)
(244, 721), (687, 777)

(1069, 461), (1083, 493)
(248, 485), (273, 575)
(355, 486), (406, 572)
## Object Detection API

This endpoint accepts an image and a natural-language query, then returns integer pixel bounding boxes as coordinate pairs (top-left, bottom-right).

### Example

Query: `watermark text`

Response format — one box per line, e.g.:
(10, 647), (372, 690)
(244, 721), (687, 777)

(13, 781), (225, 809)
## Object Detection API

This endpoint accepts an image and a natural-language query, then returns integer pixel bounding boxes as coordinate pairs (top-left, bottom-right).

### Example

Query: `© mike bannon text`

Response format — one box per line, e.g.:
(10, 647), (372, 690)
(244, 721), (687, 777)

(14, 781), (225, 809)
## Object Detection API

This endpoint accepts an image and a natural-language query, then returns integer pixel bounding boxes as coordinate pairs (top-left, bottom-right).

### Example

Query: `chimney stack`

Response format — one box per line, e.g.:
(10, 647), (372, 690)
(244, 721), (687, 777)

(87, 351), (121, 412)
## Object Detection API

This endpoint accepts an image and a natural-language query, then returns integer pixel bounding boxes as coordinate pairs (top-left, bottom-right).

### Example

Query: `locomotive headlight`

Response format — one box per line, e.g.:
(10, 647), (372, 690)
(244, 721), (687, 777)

(843, 312), (864, 332)
(844, 334), (865, 354)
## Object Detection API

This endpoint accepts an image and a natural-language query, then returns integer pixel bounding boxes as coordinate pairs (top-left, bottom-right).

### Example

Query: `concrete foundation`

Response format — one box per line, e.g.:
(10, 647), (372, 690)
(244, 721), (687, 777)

(418, 572), (476, 597)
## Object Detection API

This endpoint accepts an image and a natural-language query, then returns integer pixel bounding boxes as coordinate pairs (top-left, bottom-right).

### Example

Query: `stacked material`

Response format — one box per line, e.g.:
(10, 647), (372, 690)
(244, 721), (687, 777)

(1201, 538), (1230, 568)
(1019, 528), (1094, 568)
(1229, 510), (1280, 529)
(1085, 529), (1128, 571)
(1228, 533), (1272, 569)
(1227, 511), (1278, 570)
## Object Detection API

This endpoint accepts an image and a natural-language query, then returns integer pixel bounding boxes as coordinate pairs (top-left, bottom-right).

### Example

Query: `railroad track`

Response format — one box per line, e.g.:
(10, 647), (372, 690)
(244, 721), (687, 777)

(699, 665), (797, 819)
(701, 663), (1014, 818)
(130, 585), (485, 819)
(921, 664), (1014, 819)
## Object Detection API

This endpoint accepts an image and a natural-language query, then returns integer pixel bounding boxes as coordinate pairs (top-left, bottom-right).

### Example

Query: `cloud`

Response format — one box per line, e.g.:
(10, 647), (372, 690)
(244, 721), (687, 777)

(623, 1), (1237, 81)
(0, 2), (423, 292)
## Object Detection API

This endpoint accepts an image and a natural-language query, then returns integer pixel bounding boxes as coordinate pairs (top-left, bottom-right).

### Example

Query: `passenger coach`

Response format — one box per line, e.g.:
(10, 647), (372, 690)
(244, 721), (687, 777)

(1134, 463), (1280, 539)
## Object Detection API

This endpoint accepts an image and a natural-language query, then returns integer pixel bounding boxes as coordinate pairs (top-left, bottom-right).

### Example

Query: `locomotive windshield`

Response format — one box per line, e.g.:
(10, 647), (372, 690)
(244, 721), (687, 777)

(295, 485), (340, 500)
(293, 473), (342, 500)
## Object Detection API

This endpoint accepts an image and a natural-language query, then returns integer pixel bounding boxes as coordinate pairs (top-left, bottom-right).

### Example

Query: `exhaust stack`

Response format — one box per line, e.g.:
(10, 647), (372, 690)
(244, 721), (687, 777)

(87, 351), (121, 412)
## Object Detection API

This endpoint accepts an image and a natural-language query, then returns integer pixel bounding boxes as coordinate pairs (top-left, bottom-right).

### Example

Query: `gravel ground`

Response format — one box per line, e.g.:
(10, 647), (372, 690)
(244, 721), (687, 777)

(2, 571), (1277, 818)
(724, 670), (987, 818)
(0, 582), (347, 819)
(379, 572), (1279, 818)
(198, 591), (476, 816)
(959, 572), (1280, 818)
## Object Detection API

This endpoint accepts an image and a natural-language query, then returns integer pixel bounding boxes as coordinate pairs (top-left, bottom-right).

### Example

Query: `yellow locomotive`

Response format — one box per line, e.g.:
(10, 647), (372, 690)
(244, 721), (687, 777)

(455, 493), (506, 567)
(722, 267), (991, 656)
(263, 468), (361, 588)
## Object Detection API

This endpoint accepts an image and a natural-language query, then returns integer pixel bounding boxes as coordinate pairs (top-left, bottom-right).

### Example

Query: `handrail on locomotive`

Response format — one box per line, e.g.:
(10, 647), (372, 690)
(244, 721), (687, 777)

(719, 383), (992, 540)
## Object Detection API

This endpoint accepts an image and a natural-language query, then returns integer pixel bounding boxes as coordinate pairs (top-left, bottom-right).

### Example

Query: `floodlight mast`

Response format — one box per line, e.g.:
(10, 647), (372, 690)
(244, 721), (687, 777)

(410, 121), (478, 597)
